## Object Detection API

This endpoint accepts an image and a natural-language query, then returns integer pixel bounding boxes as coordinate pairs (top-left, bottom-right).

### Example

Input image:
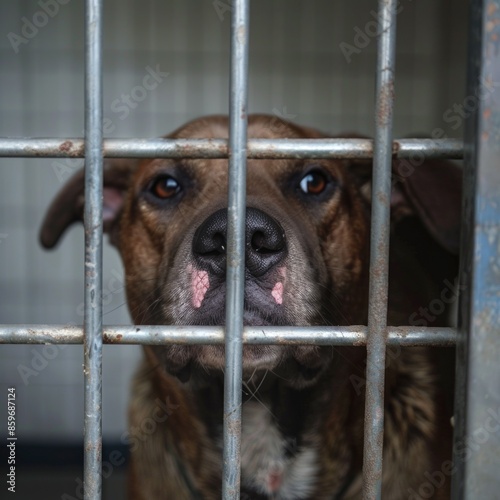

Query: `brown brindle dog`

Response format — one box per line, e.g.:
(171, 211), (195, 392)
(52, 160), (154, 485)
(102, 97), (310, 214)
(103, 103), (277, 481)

(40, 115), (461, 499)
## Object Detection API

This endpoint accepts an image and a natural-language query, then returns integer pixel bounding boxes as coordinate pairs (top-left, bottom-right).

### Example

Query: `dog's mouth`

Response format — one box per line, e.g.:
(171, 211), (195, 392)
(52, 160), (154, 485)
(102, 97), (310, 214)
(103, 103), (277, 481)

(167, 343), (328, 387)
(153, 206), (333, 384)
(154, 275), (329, 385)
(159, 293), (329, 386)
(190, 302), (288, 328)
(178, 269), (291, 326)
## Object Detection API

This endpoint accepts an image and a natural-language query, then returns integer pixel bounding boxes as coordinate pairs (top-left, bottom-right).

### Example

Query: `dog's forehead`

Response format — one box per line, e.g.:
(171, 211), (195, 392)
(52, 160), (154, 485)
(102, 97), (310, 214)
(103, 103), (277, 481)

(168, 114), (321, 140)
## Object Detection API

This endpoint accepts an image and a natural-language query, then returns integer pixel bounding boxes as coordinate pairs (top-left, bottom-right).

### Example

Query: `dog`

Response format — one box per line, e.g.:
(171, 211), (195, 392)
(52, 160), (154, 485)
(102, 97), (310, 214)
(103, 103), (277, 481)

(40, 115), (461, 499)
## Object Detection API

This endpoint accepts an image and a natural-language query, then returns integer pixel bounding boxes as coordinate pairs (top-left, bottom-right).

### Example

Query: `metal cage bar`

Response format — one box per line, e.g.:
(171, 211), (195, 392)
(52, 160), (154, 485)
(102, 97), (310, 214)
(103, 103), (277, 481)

(83, 0), (104, 499)
(0, 137), (463, 159)
(452, 0), (500, 498)
(0, 325), (457, 346)
(223, 0), (250, 497)
(362, 1), (397, 498)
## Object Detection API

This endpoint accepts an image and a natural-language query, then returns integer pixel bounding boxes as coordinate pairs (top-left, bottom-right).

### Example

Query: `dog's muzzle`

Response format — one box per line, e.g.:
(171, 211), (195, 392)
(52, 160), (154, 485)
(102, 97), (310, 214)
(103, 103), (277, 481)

(192, 207), (287, 277)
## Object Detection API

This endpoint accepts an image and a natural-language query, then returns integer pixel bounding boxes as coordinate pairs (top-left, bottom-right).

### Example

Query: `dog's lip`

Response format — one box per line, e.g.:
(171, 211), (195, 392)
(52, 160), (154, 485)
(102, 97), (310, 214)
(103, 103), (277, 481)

(190, 309), (284, 327)
(242, 309), (275, 326)
(186, 294), (286, 326)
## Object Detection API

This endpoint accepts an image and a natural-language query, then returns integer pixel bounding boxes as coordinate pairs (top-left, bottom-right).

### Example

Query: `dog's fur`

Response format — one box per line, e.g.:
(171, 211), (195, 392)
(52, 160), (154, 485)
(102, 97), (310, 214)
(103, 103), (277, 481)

(41, 115), (461, 499)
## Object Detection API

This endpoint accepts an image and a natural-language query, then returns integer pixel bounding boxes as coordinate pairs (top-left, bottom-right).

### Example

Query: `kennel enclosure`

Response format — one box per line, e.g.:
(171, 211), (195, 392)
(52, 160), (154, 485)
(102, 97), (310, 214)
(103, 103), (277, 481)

(1, 0), (499, 499)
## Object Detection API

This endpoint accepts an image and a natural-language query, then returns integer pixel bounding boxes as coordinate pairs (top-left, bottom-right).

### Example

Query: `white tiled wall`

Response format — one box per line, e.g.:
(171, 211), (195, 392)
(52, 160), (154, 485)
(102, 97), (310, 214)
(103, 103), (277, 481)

(0, 0), (467, 442)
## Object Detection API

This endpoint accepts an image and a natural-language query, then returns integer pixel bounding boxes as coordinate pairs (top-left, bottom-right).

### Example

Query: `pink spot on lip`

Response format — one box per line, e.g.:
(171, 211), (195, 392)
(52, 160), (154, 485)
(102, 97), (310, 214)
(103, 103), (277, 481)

(191, 267), (210, 308)
(272, 282), (283, 305)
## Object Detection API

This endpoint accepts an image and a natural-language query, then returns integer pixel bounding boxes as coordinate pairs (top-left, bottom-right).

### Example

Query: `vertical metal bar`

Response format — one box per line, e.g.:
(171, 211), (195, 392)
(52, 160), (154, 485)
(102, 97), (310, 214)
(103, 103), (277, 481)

(362, 1), (397, 498)
(83, 0), (103, 499)
(452, 0), (500, 498)
(223, 0), (250, 498)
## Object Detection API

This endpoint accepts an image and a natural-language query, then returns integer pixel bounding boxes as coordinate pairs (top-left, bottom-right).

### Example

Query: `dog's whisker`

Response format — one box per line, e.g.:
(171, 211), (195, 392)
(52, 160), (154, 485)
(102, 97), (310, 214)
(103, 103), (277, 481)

(241, 380), (277, 421)
(245, 365), (259, 386)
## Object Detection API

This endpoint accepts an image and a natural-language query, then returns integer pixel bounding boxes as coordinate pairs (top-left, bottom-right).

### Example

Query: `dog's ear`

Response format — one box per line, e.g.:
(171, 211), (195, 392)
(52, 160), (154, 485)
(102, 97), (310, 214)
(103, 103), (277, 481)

(347, 157), (462, 255)
(40, 159), (138, 249)
(390, 158), (462, 254)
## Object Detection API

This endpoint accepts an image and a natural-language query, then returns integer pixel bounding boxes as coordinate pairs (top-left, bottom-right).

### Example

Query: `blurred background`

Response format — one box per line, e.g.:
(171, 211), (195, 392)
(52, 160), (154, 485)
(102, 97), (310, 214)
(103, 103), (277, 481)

(0, 0), (467, 497)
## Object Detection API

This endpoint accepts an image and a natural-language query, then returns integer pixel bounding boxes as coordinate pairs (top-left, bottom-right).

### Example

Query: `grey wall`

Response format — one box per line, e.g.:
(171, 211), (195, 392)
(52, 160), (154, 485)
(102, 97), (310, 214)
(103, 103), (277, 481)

(0, 0), (468, 442)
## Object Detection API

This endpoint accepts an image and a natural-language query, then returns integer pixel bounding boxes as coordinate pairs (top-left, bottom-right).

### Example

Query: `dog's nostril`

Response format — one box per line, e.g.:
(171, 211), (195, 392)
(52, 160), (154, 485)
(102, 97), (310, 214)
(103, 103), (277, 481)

(250, 230), (284, 254)
(246, 208), (287, 276)
(251, 231), (266, 253)
(192, 209), (228, 276)
(211, 232), (226, 254)
(193, 210), (227, 255)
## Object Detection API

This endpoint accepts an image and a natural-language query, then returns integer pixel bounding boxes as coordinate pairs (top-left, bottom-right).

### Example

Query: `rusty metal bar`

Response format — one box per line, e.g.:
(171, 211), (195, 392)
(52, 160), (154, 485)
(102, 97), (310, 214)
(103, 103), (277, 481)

(452, 0), (500, 497)
(0, 325), (457, 346)
(0, 137), (463, 159)
(83, 0), (104, 499)
(362, 0), (398, 498)
(223, 0), (250, 498)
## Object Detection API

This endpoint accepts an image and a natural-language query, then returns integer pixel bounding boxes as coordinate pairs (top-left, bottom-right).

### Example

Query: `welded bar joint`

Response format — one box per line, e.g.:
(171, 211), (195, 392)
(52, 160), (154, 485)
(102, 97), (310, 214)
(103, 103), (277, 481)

(362, 1), (398, 499)
(222, 0), (250, 498)
(83, 1), (104, 499)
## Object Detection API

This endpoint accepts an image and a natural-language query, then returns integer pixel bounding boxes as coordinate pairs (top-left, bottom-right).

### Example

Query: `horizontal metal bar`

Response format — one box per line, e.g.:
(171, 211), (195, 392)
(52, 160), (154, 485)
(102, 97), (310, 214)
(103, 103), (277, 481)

(0, 138), (463, 159)
(0, 325), (456, 346)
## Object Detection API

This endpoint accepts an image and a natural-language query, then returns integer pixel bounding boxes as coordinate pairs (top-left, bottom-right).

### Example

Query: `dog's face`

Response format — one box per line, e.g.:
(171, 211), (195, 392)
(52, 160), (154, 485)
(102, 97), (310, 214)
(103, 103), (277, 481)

(40, 114), (462, 499)
(40, 114), (461, 385)
(117, 116), (369, 378)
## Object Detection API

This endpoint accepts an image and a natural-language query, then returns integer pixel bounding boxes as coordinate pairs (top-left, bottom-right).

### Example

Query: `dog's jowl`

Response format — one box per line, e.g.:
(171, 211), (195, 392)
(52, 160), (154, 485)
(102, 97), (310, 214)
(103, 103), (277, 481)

(41, 115), (461, 499)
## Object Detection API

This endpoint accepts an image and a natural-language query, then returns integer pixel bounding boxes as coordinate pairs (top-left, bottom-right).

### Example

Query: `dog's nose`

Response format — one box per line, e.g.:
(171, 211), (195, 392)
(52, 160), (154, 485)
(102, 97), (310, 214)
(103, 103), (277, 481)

(192, 207), (286, 277)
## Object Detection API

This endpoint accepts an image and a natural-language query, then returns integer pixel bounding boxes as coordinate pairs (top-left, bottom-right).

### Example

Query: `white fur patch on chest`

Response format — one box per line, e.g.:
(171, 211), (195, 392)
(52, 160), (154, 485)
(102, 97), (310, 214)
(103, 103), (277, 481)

(240, 401), (319, 499)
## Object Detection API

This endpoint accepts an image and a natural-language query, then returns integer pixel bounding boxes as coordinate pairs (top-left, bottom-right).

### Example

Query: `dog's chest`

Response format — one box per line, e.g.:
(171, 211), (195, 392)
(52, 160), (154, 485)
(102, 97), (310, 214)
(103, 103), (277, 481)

(240, 401), (319, 499)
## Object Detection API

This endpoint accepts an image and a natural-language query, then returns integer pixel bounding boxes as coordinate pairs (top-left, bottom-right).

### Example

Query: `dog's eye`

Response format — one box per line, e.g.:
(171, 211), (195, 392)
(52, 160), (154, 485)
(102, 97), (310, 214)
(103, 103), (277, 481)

(299, 171), (328, 195)
(150, 176), (181, 199)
